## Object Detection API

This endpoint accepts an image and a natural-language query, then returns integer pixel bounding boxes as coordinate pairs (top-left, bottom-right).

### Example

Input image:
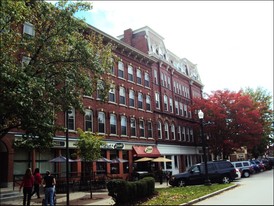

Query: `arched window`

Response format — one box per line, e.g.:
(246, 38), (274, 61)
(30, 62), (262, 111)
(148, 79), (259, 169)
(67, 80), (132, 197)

(171, 124), (175, 140)
(137, 69), (142, 84)
(145, 73), (150, 87)
(146, 95), (151, 111)
(147, 121), (153, 138)
(164, 95), (168, 111)
(98, 112), (105, 133)
(157, 121), (162, 139)
(84, 109), (93, 132)
(109, 84), (116, 103)
(155, 92), (160, 109)
(121, 116), (127, 136)
(139, 119), (145, 137)
(165, 122), (169, 140)
(110, 114), (117, 134)
(130, 118), (136, 137)
(129, 90), (135, 107)
(118, 61), (124, 78)
(119, 87), (126, 105)
(138, 92), (143, 109)
(128, 65), (134, 81)
(66, 108), (75, 131)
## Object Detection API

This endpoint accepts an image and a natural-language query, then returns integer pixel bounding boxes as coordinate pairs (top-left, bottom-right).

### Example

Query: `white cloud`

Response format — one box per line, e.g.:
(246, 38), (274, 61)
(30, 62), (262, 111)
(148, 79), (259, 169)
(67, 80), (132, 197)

(81, 1), (273, 95)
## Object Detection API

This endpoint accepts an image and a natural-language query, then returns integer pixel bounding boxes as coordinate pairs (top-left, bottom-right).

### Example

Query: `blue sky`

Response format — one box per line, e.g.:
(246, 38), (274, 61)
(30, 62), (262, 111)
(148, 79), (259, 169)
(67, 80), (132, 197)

(72, 1), (273, 99)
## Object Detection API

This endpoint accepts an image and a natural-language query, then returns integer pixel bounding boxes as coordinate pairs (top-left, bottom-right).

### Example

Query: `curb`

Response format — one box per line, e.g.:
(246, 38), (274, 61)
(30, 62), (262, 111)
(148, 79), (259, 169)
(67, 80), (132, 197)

(179, 184), (239, 205)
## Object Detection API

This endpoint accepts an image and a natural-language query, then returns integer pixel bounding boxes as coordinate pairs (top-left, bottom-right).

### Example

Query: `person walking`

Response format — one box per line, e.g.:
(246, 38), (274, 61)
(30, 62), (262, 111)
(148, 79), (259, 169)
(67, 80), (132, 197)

(19, 168), (34, 206)
(42, 170), (56, 206)
(31, 168), (42, 198)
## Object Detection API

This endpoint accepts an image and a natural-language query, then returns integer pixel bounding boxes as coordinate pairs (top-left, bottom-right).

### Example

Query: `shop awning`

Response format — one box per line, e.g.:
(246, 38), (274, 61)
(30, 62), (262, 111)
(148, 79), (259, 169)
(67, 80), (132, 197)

(132, 146), (161, 157)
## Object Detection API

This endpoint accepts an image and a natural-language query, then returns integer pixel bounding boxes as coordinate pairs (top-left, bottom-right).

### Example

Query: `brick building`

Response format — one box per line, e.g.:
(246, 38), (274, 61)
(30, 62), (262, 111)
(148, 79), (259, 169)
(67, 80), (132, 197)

(0, 24), (204, 188)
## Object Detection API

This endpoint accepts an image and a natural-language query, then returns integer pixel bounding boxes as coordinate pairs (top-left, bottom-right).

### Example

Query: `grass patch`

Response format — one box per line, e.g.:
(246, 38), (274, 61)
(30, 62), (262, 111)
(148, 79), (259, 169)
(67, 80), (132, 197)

(142, 183), (234, 205)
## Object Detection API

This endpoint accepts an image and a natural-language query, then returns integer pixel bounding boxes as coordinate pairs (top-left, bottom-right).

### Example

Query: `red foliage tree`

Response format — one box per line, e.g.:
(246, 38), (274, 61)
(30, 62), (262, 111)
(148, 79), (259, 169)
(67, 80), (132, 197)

(191, 90), (263, 159)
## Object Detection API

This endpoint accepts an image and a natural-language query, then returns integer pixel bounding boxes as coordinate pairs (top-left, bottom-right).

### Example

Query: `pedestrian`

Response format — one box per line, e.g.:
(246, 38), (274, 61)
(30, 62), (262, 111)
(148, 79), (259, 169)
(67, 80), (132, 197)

(42, 170), (56, 206)
(19, 168), (34, 206)
(159, 167), (163, 184)
(31, 168), (42, 198)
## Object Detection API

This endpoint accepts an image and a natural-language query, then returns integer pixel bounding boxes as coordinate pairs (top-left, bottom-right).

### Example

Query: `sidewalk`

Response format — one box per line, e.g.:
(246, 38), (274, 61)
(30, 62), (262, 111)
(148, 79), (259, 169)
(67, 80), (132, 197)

(0, 182), (170, 206)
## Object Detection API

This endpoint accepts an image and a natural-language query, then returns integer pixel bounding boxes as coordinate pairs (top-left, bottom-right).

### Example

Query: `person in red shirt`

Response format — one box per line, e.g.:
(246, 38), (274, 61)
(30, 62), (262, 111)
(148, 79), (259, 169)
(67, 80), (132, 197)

(19, 168), (34, 206)
(31, 168), (42, 198)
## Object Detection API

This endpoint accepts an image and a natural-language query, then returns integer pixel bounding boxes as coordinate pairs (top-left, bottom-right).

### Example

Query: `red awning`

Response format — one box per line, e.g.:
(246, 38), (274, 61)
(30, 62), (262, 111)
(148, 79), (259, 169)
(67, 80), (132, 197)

(132, 146), (161, 157)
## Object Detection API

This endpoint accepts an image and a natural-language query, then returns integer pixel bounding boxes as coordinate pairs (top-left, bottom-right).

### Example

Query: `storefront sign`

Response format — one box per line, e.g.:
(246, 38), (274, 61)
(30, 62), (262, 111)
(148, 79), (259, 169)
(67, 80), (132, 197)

(101, 143), (125, 150)
(53, 141), (65, 147)
(144, 146), (153, 153)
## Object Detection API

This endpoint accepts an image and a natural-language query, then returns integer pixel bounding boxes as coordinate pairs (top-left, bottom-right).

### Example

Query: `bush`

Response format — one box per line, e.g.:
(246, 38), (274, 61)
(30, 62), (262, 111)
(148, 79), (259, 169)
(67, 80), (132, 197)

(107, 177), (155, 204)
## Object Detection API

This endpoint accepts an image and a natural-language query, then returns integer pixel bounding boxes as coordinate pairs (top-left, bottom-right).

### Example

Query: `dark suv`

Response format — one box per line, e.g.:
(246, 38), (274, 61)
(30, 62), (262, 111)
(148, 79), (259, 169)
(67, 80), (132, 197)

(169, 160), (237, 187)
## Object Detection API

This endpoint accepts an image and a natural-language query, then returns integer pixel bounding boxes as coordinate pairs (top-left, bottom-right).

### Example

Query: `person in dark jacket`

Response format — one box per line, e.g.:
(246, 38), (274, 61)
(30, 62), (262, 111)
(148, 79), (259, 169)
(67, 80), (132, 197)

(42, 170), (56, 206)
(19, 168), (34, 206)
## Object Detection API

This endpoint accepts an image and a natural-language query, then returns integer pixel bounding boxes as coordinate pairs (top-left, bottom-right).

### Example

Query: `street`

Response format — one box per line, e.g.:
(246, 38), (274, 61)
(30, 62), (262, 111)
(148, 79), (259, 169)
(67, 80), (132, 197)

(194, 169), (274, 205)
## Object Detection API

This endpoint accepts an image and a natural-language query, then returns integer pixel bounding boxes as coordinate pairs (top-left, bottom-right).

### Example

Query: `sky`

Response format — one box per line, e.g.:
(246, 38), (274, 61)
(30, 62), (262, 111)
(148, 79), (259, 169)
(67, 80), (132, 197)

(73, 1), (273, 97)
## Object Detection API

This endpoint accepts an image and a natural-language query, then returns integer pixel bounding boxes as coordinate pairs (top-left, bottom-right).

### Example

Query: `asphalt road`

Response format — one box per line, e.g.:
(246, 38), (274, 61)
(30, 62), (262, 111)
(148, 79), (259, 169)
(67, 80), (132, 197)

(194, 169), (274, 205)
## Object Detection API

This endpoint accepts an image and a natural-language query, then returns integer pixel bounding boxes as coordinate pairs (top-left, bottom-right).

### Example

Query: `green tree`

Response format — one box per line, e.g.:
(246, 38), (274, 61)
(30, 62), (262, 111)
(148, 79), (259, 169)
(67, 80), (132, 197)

(0, 0), (114, 149)
(75, 128), (105, 198)
(243, 87), (274, 158)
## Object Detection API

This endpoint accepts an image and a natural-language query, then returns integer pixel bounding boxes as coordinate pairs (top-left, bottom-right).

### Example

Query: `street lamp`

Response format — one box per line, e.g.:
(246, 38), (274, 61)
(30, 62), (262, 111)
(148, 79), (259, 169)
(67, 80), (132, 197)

(198, 110), (211, 186)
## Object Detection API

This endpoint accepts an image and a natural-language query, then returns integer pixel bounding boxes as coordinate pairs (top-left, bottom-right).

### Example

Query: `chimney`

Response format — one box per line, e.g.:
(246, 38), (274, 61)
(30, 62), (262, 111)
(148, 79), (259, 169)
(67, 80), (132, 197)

(124, 28), (133, 46)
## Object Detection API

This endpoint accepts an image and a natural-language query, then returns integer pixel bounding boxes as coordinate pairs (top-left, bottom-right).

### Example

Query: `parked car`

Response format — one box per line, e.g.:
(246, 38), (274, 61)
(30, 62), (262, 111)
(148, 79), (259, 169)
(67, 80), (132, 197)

(261, 158), (272, 170)
(250, 160), (265, 172)
(169, 160), (237, 187)
(231, 161), (254, 178)
(249, 160), (261, 173)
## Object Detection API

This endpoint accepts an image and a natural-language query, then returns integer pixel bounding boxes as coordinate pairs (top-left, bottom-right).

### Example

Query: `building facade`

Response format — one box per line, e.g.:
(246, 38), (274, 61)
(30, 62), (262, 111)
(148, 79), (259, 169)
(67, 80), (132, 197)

(0, 24), (204, 188)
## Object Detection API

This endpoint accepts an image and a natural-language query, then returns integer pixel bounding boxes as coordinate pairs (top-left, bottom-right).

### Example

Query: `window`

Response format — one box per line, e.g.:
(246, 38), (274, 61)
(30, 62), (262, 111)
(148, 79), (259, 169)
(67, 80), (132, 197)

(169, 98), (173, 113)
(97, 80), (105, 100)
(171, 124), (175, 140)
(119, 87), (126, 105)
(137, 69), (142, 84)
(147, 121), (152, 138)
(22, 56), (31, 67)
(130, 118), (136, 137)
(129, 90), (135, 107)
(66, 108), (75, 131)
(190, 128), (193, 142)
(23, 22), (35, 36)
(109, 84), (116, 103)
(186, 127), (189, 141)
(121, 116), (127, 136)
(164, 95), (168, 111)
(139, 120), (145, 137)
(128, 65), (134, 81)
(118, 61), (124, 78)
(110, 114), (117, 134)
(145, 73), (150, 87)
(84, 109), (93, 132)
(138, 92), (143, 109)
(164, 75), (167, 87)
(182, 126), (186, 141)
(157, 121), (162, 139)
(175, 101), (179, 115)
(154, 69), (158, 84)
(161, 73), (164, 86)
(184, 104), (188, 117)
(167, 77), (171, 89)
(155, 93), (160, 109)
(146, 95), (151, 111)
(98, 112), (105, 133)
(165, 122), (169, 140)
(179, 103), (183, 116)
(178, 126), (182, 141)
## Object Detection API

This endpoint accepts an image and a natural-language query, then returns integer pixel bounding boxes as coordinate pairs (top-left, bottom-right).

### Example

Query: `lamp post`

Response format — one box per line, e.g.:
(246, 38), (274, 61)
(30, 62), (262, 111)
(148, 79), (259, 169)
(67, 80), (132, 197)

(66, 110), (70, 205)
(198, 110), (211, 186)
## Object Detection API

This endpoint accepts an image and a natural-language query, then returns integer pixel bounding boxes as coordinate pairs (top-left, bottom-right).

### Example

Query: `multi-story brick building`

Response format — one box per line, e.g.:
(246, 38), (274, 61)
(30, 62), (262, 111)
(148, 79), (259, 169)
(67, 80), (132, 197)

(0, 24), (204, 188)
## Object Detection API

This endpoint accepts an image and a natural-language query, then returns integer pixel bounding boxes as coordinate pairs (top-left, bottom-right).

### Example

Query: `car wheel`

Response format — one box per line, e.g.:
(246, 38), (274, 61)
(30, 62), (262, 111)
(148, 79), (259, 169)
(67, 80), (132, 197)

(221, 176), (230, 184)
(242, 171), (250, 178)
(177, 179), (186, 187)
